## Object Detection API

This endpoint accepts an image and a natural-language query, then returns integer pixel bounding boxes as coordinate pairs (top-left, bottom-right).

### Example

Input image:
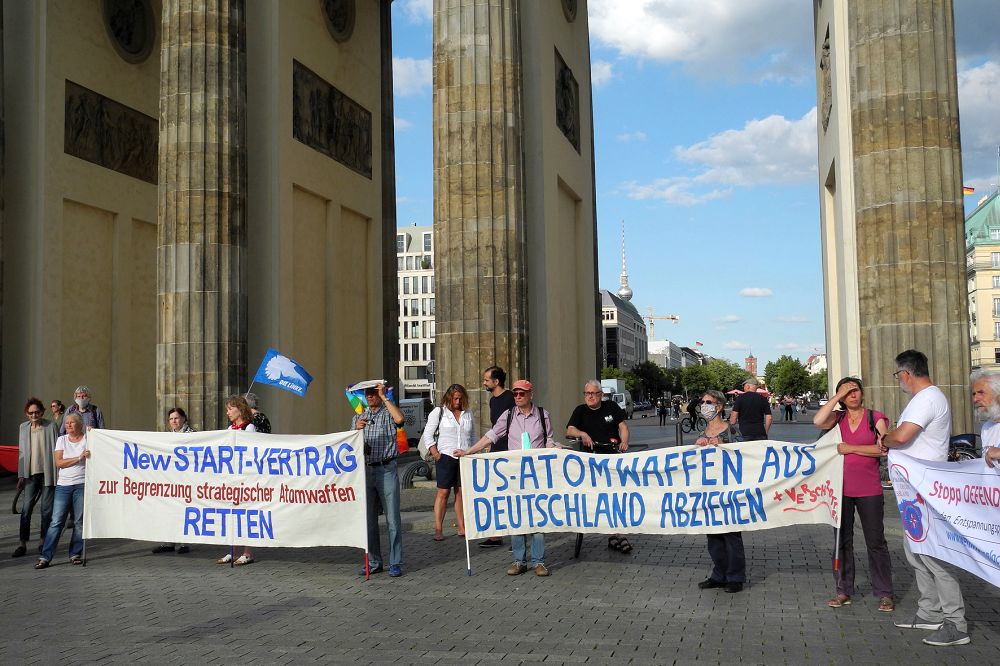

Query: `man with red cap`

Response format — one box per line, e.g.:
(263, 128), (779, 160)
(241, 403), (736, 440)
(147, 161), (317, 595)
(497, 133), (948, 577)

(456, 379), (558, 576)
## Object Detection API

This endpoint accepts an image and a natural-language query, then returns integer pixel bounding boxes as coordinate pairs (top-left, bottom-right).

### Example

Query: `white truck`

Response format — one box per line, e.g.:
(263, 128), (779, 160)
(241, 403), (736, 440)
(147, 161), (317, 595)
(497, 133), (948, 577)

(600, 379), (634, 419)
(399, 397), (433, 447)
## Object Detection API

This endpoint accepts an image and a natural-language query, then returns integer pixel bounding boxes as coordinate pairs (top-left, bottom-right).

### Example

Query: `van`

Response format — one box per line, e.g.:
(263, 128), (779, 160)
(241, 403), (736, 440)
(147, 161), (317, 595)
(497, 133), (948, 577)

(602, 388), (634, 419)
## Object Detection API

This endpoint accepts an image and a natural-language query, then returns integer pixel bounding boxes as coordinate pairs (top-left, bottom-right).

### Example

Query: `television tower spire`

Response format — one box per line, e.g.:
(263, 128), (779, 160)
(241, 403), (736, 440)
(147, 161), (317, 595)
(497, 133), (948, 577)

(617, 220), (633, 302)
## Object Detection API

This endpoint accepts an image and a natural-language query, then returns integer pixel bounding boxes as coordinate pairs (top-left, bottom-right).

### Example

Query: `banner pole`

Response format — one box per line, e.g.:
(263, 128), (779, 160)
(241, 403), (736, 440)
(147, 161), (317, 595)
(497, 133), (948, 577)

(832, 527), (840, 573)
(364, 551), (370, 581)
(465, 535), (472, 576)
(230, 544), (234, 568)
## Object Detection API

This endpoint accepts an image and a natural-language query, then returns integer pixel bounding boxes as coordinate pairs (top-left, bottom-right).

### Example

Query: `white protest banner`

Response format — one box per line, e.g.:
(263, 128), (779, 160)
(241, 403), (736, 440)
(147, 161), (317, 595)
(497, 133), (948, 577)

(84, 429), (367, 549)
(889, 452), (1000, 589)
(460, 430), (843, 538)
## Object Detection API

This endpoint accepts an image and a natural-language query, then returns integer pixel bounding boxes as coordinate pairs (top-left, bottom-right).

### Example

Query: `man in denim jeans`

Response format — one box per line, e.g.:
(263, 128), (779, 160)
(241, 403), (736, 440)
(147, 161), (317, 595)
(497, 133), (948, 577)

(14, 398), (59, 558)
(352, 383), (405, 577)
(457, 379), (559, 577)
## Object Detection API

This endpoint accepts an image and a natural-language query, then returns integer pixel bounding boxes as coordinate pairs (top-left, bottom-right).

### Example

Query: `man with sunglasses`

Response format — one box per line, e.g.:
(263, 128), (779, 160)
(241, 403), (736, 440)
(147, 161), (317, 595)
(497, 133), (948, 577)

(566, 380), (632, 553)
(882, 349), (969, 647)
(14, 398), (59, 557)
(456, 379), (558, 576)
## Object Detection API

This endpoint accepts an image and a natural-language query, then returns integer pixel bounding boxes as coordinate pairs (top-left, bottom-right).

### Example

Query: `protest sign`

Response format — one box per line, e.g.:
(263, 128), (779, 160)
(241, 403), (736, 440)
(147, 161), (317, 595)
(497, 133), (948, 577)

(84, 429), (367, 549)
(889, 452), (1000, 589)
(460, 431), (843, 538)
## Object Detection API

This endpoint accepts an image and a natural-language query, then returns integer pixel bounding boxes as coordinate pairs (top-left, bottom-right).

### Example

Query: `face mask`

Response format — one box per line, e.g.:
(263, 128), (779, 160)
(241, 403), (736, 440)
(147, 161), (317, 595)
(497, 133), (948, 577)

(76, 397), (90, 409)
(700, 403), (718, 419)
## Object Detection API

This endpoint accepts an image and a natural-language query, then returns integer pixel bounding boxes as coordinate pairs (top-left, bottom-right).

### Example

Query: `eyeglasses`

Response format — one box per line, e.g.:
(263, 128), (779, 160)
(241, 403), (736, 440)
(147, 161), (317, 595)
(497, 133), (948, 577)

(701, 401), (717, 406)
(27, 410), (43, 416)
(892, 370), (906, 379)
(513, 390), (528, 396)
(584, 391), (602, 396)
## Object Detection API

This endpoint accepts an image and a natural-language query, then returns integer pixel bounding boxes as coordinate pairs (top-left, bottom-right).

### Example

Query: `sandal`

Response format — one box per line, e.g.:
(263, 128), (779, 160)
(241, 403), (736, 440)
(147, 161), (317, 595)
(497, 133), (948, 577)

(216, 553), (233, 564)
(878, 597), (894, 612)
(608, 536), (622, 550)
(827, 593), (852, 608)
(70, 555), (83, 565)
(433, 533), (446, 542)
(34, 559), (49, 570)
(234, 554), (254, 566)
(617, 537), (633, 554)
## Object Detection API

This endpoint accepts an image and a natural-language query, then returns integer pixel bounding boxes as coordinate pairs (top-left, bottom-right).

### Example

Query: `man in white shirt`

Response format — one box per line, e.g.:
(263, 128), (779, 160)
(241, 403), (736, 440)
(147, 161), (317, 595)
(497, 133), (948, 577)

(882, 350), (969, 647)
(972, 369), (1000, 468)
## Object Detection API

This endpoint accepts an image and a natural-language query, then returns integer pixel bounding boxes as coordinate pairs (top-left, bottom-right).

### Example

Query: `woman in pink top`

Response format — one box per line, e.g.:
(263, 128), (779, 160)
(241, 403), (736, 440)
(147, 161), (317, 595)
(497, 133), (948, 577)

(814, 377), (894, 612)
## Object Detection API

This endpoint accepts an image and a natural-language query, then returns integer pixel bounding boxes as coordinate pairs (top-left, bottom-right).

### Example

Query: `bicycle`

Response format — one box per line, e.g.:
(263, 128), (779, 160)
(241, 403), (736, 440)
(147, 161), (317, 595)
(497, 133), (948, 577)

(680, 415), (707, 433)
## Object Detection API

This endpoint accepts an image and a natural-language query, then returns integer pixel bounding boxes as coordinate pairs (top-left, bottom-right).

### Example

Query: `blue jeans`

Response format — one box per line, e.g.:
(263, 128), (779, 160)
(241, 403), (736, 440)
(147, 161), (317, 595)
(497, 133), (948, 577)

(512, 533), (545, 566)
(40, 484), (84, 562)
(366, 461), (402, 568)
(19, 474), (54, 543)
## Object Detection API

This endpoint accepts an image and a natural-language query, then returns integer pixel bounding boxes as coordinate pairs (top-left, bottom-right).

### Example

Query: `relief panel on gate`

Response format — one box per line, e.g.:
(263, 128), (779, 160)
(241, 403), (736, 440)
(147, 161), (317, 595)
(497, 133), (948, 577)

(64, 80), (158, 184)
(292, 60), (373, 179)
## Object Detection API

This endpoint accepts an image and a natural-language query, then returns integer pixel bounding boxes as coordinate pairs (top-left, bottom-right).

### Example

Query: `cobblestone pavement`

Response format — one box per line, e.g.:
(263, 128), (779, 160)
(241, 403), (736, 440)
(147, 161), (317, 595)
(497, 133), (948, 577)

(3, 426), (999, 664)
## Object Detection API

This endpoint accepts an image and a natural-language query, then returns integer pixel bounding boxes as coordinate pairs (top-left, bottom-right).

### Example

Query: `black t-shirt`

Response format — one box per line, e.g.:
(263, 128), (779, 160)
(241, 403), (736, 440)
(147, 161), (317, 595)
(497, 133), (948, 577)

(566, 401), (625, 444)
(489, 390), (516, 451)
(733, 391), (770, 438)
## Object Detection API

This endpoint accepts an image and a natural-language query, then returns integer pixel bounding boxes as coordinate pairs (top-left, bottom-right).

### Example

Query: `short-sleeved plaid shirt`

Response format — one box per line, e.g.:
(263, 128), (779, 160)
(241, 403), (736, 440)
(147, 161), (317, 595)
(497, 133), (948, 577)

(352, 406), (398, 464)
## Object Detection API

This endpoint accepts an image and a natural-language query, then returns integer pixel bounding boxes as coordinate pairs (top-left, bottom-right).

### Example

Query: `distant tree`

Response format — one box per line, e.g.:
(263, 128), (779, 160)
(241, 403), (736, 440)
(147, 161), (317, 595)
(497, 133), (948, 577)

(706, 358), (748, 392)
(810, 369), (829, 397)
(765, 355), (811, 397)
(681, 365), (716, 398)
(630, 361), (669, 399)
(662, 367), (684, 395)
(601, 366), (624, 380)
(600, 366), (639, 395)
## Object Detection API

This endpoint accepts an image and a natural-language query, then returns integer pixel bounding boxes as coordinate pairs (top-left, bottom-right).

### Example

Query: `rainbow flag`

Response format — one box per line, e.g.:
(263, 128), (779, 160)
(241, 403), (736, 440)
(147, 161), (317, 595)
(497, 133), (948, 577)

(344, 379), (394, 414)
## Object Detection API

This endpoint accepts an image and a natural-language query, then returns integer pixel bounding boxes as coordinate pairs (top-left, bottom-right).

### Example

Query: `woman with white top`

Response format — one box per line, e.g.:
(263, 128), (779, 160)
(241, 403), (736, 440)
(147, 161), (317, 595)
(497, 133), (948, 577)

(217, 396), (257, 566)
(421, 384), (476, 541)
(35, 413), (90, 569)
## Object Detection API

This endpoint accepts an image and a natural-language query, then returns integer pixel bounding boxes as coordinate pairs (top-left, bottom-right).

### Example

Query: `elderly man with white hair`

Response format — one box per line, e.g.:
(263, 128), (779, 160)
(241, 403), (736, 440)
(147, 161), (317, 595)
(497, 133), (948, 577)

(60, 385), (106, 435)
(971, 369), (1000, 469)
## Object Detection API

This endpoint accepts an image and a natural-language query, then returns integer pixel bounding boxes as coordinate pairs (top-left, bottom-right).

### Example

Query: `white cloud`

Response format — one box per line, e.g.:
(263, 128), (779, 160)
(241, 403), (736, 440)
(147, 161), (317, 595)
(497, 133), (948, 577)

(587, 0), (812, 82)
(714, 314), (742, 324)
(958, 61), (1000, 183)
(591, 60), (615, 88)
(617, 131), (647, 142)
(393, 57), (432, 96)
(399, 0), (432, 24)
(724, 340), (750, 350)
(775, 315), (809, 323)
(623, 108), (817, 205)
(739, 287), (773, 298)
(394, 117), (413, 131)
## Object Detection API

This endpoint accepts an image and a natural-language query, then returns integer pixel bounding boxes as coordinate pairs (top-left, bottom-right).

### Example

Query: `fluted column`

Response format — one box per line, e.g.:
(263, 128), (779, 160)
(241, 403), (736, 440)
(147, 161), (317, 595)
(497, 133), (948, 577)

(157, 0), (247, 431)
(849, 0), (971, 430)
(433, 0), (528, 424)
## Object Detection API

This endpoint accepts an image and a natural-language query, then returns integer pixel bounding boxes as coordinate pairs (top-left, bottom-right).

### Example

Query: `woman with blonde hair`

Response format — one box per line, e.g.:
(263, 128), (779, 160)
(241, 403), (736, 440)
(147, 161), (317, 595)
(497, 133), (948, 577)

(420, 384), (475, 540)
(217, 395), (257, 566)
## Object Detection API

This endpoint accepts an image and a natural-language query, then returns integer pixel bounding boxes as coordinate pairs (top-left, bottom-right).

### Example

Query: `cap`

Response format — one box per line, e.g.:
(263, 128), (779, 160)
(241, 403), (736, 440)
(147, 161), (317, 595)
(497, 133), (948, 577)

(512, 379), (533, 392)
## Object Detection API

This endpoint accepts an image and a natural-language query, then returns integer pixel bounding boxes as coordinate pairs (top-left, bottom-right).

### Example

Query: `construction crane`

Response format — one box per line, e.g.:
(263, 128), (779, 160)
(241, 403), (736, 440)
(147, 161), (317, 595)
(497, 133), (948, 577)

(645, 306), (680, 340)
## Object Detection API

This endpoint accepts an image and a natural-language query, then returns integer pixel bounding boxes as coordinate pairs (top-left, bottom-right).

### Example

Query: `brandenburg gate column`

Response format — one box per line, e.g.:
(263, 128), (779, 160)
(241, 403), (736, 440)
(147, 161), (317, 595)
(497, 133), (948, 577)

(433, 0), (529, 424)
(849, 1), (971, 430)
(157, 0), (247, 430)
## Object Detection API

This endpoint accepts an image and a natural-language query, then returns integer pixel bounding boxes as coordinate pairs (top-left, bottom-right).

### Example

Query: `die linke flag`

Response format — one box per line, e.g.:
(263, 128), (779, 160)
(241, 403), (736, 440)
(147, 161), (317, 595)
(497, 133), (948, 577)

(253, 348), (314, 397)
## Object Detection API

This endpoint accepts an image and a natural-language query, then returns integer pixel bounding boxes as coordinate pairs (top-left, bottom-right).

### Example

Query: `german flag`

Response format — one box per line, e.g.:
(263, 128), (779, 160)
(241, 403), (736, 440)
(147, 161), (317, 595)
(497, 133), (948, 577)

(963, 186), (975, 195)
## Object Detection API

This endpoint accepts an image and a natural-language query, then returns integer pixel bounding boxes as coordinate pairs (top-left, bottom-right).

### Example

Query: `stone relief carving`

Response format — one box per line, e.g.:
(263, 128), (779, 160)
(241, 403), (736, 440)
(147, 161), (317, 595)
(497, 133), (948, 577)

(322, 0), (356, 43)
(555, 50), (581, 152)
(820, 34), (832, 133)
(102, 0), (156, 64)
(292, 60), (372, 179)
(561, 0), (578, 22)
(64, 81), (158, 184)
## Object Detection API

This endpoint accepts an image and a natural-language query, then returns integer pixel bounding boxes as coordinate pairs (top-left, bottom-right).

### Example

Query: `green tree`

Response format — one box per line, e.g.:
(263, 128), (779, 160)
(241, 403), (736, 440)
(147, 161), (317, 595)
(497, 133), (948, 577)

(662, 367), (684, 395)
(810, 369), (829, 397)
(630, 361), (669, 399)
(681, 365), (716, 398)
(706, 358), (748, 392)
(764, 355), (811, 397)
(601, 366), (624, 380)
(600, 366), (639, 395)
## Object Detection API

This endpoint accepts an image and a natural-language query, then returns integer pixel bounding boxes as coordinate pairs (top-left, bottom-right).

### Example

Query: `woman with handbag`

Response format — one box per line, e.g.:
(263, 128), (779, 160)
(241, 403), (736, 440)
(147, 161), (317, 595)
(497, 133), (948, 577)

(813, 376), (894, 612)
(420, 384), (476, 541)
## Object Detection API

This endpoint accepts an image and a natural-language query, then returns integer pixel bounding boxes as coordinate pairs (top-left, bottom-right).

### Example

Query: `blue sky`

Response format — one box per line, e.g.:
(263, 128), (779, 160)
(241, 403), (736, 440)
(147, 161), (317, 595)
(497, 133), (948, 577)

(389, 0), (1000, 369)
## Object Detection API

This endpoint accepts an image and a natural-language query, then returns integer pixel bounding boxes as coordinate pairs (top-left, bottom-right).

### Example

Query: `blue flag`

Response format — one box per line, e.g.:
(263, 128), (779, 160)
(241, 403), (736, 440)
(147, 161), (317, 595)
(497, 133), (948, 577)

(253, 348), (314, 397)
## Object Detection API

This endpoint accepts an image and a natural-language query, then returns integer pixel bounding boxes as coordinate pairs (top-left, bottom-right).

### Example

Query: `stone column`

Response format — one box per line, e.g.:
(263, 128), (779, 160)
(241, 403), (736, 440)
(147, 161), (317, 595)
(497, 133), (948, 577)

(433, 0), (528, 425)
(849, 0), (971, 430)
(157, 0), (247, 431)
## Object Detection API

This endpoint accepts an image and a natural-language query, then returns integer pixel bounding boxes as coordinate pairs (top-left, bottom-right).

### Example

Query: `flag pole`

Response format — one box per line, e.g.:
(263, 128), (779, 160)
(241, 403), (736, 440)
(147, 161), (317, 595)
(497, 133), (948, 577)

(244, 380), (256, 399)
